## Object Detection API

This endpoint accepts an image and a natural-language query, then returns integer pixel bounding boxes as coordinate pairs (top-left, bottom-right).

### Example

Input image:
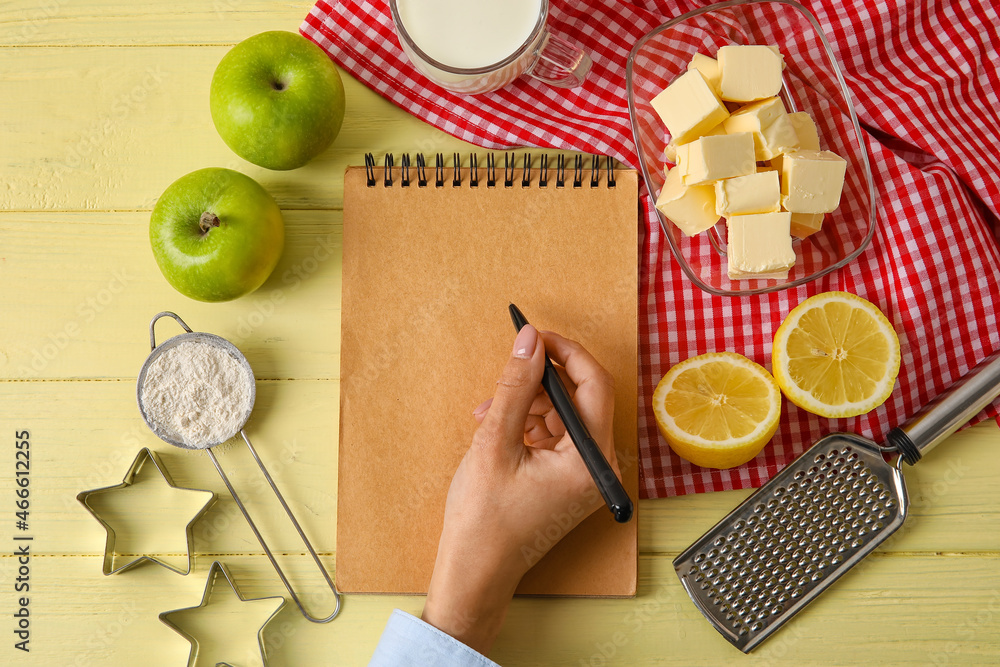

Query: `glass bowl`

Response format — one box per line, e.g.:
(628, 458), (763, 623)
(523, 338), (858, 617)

(627, 0), (876, 296)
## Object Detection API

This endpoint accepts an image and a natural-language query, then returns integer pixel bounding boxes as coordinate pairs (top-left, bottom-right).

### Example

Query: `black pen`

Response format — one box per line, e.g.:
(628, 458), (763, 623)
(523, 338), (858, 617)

(508, 303), (633, 524)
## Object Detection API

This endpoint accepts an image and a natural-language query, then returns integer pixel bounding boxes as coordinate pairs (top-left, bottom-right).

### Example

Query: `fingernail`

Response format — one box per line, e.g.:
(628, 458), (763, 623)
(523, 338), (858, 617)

(473, 397), (493, 415)
(512, 325), (537, 359)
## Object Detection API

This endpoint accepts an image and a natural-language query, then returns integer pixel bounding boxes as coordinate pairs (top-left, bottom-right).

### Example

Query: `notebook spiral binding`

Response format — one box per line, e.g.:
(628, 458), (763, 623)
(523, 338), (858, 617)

(364, 152), (617, 189)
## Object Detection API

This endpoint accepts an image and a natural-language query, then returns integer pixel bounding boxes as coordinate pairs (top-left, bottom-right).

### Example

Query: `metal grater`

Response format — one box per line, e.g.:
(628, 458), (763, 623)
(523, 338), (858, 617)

(675, 349), (1000, 653)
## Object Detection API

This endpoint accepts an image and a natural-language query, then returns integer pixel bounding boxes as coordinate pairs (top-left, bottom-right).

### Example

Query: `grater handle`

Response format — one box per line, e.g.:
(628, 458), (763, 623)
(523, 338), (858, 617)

(888, 348), (1000, 465)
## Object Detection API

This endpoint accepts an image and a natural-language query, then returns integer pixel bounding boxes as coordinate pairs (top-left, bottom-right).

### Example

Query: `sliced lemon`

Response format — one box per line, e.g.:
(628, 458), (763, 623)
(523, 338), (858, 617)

(652, 352), (781, 469)
(772, 291), (900, 418)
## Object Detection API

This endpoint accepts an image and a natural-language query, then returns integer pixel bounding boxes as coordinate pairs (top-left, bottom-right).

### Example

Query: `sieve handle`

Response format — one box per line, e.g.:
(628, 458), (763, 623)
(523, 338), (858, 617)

(207, 433), (342, 623)
(149, 311), (193, 350)
(887, 348), (1000, 465)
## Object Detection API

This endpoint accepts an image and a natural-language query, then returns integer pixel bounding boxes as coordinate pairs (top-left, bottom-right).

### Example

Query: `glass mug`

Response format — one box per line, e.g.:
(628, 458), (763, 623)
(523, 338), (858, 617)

(389, 0), (592, 95)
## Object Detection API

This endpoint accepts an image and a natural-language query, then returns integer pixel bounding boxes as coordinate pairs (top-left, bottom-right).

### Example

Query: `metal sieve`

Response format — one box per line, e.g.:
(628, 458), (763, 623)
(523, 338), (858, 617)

(137, 324), (255, 450)
(137, 311), (341, 624)
(675, 349), (1000, 652)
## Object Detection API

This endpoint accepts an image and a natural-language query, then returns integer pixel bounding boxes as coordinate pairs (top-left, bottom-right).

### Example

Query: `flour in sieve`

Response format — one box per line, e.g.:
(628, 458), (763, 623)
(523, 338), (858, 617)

(140, 340), (253, 448)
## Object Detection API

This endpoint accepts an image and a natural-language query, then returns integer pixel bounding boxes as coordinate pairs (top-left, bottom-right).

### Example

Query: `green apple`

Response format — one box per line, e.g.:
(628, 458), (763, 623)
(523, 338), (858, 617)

(150, 168), (284, 302)
(210, 31), (346, 170)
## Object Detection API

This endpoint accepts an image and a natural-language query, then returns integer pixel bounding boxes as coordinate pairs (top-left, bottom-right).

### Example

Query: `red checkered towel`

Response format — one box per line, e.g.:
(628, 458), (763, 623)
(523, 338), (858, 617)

(303, 0), (1000, 498)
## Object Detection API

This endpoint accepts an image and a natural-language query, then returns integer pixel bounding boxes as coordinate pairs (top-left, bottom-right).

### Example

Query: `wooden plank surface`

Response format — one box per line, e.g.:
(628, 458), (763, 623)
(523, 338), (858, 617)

(0, 380), (338, 556)
(0, 47), (471, 212)
(1, 2), (998, 665)
(2, 378), (996, 557)
(639, 421), (1000, 554)
(0, 554), (996, 666)
(0, 47), (573, 213)
(0, 1), (313, 46)
(1, 212), (344, 380)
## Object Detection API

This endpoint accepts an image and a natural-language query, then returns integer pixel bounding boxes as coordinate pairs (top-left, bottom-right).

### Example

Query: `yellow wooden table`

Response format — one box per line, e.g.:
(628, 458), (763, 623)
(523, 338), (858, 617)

(1, 3), (998, 665)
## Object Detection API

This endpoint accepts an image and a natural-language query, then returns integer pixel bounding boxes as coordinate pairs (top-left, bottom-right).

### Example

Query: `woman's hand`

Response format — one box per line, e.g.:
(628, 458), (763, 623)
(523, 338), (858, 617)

(420, 324), (620, 654)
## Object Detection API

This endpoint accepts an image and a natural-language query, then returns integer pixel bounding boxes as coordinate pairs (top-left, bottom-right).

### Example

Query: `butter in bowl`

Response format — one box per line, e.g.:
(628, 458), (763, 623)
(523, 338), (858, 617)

(627, 0), (876, 297)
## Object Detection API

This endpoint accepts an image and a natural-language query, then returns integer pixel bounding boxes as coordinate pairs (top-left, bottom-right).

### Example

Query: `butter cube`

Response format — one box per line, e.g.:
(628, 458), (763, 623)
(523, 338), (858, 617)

(683, 132), (756, 186)
(790, 212), (825, 239)
(655, 167), (719, 237)
(651, 69), (730, 145)
(788, 112), (821, 150)
(664, 142), (678, 164)
(759, 113), (800, 160)
(687, 53), (722, 96)
(781, 150), (848, 213)
(726, 97), (787, 129)
(664, 124), (724, 163)
(715, 171), (781, 216)
(727, 266), (791, 281)
(718, 45), (784, 102)
(674, 142), (690, 179)
(726, 212), (795, 278)
(723, 97), (788, 160)
(773, 113), (822, 172)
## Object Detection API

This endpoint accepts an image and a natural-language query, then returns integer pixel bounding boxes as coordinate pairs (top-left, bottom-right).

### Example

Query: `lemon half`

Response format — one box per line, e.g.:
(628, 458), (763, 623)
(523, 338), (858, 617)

(652, 352), (781, 469)
(772, 291), (900, 418)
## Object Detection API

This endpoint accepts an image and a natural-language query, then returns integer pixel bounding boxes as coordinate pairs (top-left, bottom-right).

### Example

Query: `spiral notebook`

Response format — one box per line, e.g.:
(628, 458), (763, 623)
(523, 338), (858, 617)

(338, 153), (639, 596)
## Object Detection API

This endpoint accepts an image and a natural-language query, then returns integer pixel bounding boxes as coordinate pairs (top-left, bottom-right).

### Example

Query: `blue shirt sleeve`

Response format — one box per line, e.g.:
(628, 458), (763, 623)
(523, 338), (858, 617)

(369, 609), (500, 667)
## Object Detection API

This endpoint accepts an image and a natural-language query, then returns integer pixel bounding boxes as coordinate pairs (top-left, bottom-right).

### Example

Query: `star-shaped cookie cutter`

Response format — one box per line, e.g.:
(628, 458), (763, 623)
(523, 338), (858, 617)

(77, 447), (215, 575)
(160, 560), (286, 667)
